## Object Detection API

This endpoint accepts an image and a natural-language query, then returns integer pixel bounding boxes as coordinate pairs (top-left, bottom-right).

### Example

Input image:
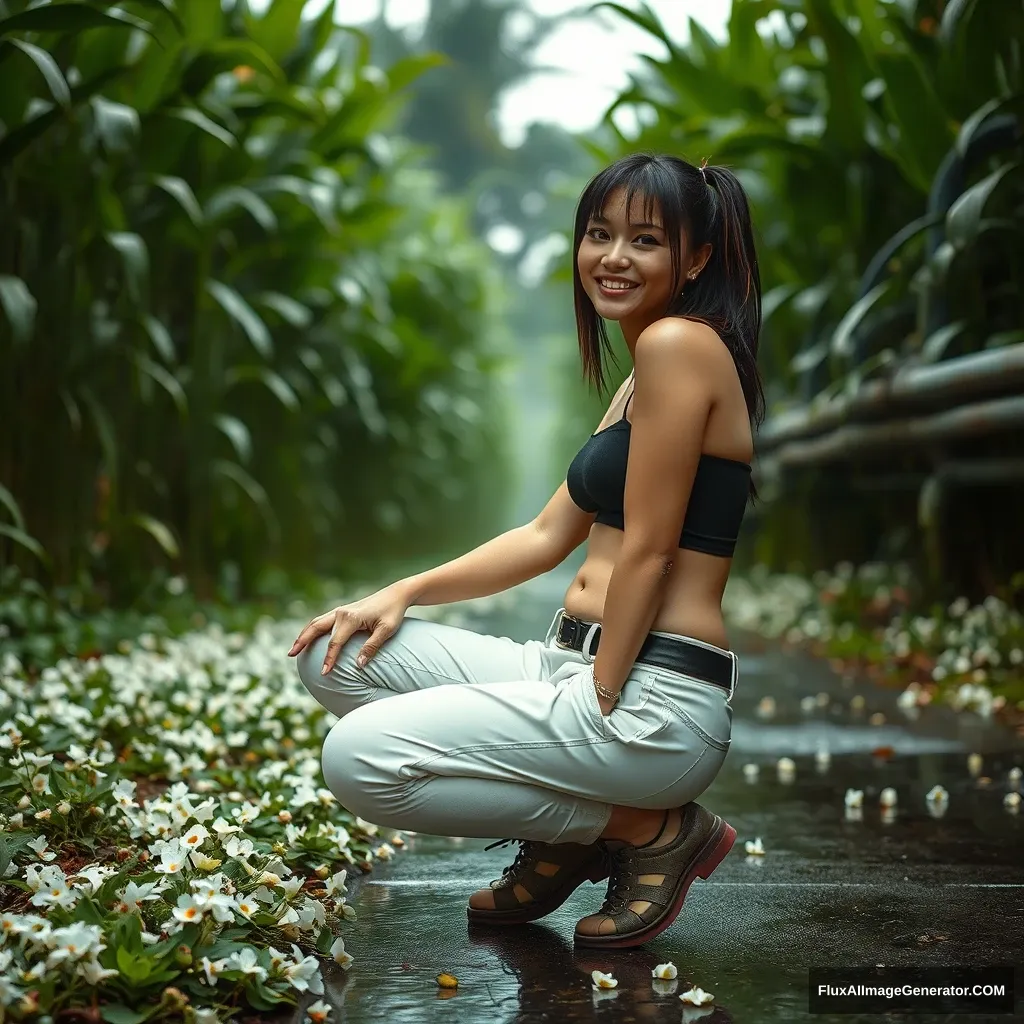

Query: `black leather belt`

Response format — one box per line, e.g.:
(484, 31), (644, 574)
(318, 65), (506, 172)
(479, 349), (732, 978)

(554, 611), (735, 694)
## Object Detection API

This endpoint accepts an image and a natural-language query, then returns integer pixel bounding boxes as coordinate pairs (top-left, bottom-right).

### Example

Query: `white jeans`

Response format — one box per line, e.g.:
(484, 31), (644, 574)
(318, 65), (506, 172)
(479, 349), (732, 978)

(295, 608), (734, 845)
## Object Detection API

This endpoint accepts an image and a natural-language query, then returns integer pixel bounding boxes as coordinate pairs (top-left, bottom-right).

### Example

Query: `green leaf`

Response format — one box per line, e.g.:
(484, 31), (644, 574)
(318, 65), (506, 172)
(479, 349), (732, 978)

(256, 292), (311, 329)
(316, 927), (335, 954)
(128, 514), (179, 558)
(152, 175), (204, 227)
(6, 39), (70, 107)
(211, 460), (280, 544)
(804, 0), (869, 153)
(163, 107), (237, 148)
(78, 384), (119, 492)
(920, 320), (968, 363)
(0, 273), (37, 345)
(831, 281), (892, 359)
(206, 281), (272, 359)
(140, 314), (175, 363)
(0, 64), (127, 164)
(101, 1002), (149, 1024)
(245, 0), (306, 61)
(0, 4), (152, 37)
(205, 185), (277, 232)
(0, 523), (50, 566)
(946, 162), (1020, 249)
(91, 96), (140, 153)
(0, 482), (26, 530)
(180, 38), (285, 95)
(873, 49), (955, 192)
(224, 366), (299, 411)
(132, 352), (187, 417)
(106, 232), (149, 305)
(386, 52), (448, 93)
(215, 414), (252, 464)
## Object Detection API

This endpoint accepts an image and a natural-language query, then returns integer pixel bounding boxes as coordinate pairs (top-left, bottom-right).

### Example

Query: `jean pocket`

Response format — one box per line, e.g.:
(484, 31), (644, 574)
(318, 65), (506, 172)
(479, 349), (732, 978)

(647, 672), (732, 750)
(578, 668), (669, 744)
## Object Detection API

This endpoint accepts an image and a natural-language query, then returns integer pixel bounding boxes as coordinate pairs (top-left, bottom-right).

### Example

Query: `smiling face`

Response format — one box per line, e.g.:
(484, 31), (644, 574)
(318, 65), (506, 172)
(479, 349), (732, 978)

(576, 186), (704, 340)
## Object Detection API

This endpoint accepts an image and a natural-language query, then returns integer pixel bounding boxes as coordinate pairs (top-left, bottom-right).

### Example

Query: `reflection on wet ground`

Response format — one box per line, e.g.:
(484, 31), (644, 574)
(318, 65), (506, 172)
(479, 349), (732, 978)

(307, 577), (1024, 1024)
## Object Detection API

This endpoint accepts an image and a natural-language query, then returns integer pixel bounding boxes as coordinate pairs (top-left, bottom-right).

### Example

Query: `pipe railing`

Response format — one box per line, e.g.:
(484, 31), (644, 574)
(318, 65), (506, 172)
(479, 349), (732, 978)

(758, 393), (1024, 469)
(757, 344), (1024, 453)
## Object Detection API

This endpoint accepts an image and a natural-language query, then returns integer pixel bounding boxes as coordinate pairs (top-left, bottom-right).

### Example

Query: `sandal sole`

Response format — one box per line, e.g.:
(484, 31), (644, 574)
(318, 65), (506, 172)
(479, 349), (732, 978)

(573, 817), (736, 949)
(467, 861), (609, 927)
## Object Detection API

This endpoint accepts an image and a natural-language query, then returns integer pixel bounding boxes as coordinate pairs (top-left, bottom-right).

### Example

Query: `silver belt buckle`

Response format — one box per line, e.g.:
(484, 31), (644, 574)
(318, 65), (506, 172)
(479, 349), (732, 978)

(553, 611), (573, 649)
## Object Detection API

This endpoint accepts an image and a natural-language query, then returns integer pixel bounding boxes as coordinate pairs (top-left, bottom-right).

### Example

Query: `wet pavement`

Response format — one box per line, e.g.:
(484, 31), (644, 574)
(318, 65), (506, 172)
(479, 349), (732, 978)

(312, 574), (1024, 1023)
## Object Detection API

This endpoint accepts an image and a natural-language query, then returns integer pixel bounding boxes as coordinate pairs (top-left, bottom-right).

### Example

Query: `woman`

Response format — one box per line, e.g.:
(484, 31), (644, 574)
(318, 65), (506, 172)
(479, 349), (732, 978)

(288, 152), (763, 949)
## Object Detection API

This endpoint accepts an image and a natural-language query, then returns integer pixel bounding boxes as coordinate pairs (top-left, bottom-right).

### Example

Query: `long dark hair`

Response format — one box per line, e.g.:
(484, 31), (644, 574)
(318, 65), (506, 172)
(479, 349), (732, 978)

(572, 152), (765, 431)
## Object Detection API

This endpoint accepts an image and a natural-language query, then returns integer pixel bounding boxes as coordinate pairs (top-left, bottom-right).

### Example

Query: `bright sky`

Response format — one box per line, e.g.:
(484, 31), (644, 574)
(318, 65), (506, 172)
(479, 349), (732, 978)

(336, 0), (732, 146)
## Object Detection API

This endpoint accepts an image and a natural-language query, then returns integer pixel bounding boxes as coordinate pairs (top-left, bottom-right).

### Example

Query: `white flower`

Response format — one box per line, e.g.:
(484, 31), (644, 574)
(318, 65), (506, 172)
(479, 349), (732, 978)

(226, 947), (267, 980)
(325, 869), (348, 897)
(77, 958), (119, 984)
(776, 757), (795, 780)
(44, 923), (104, 968)
(1004, 792), (1021, 812)
(306, 999), (332, 1024)
(199, 956), (229, 986)
(967, 753), (983, 776)
(374, 843), (395, 861)
(591, 970), (617, 989)
(192, 1010), (219, 1024)
(926, 784), (949, 804)
(679, 985), (715, 1005)
(26, 836), (57, 862)
(172, 894), (208, 924)
(741, 763), (759, 782)
(879, 788), (897, 807)
(111, 779), (137, 807)
(844, 788), (863, 808)
(329, 936), (354, 970)
(744, 837), (765, 856)
(115, 880), (163, 913)
(652, 962), (678, 979)
(155, 840), (189, 874)
(284, 945), (324, 995)
(181, 823), (210, 850)
(756, 696), (776, 718)
(1009, 767), (1022, 787)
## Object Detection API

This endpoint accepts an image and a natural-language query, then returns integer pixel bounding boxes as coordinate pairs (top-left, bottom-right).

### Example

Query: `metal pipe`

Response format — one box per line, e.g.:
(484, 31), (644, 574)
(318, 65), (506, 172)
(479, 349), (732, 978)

(767, 394), (1024, 468)
(758, 344), (1024, 449)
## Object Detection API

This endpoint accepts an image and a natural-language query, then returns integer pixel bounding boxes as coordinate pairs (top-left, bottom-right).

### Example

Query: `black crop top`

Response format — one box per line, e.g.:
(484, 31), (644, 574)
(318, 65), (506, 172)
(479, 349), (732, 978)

(565, 389), (751, 556)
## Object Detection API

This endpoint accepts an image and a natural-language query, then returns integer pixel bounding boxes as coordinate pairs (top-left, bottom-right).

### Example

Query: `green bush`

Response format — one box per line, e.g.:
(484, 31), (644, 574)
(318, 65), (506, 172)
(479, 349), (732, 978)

(0, 0), (513, 604)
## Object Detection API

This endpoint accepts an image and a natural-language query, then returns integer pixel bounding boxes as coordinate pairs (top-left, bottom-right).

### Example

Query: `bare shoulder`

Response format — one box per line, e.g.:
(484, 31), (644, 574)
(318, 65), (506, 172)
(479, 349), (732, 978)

(634, 316), (729, 381)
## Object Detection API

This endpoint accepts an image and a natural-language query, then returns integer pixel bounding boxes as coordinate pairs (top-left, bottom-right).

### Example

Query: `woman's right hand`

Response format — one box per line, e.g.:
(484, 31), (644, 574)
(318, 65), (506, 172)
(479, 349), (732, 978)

(287, 583), (414, 675)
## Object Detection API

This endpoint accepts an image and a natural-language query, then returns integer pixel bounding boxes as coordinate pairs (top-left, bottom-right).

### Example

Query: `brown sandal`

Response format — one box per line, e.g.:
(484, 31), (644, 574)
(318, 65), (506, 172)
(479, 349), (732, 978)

(467, 838), (609, 926)
(573, 803), (736, 948)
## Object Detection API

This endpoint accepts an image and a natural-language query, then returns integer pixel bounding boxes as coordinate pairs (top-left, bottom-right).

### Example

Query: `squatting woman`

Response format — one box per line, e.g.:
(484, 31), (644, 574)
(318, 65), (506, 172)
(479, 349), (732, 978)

(288, 151), (763, 949)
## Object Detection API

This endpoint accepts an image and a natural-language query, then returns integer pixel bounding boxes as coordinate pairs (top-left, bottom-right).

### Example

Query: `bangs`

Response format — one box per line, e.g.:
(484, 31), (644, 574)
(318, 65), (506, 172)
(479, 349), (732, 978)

(576, 157), (690, 282)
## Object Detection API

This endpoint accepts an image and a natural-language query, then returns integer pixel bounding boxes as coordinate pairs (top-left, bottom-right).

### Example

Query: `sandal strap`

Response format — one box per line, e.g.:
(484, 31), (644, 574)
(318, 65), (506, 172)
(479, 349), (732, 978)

(487, 840), (605, 910)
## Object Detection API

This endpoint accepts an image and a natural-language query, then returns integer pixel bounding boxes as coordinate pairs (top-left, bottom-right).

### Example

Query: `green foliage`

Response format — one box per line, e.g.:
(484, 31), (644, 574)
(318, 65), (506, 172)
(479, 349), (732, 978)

(589, 0), (1024, 408)
(0, 0), (513, 603)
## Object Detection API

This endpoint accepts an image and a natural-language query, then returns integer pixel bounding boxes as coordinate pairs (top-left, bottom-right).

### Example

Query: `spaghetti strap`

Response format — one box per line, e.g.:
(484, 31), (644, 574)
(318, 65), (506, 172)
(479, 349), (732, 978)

(621, 388), (634, 421)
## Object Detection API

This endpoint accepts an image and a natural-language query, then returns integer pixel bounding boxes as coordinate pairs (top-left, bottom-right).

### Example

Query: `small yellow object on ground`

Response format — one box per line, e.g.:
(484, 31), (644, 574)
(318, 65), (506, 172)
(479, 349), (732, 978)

(436, 973), (458, 989)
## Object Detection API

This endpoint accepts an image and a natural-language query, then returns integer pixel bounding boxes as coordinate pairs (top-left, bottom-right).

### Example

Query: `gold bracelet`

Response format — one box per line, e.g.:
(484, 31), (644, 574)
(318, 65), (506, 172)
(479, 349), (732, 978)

(592, 674), (620, 703)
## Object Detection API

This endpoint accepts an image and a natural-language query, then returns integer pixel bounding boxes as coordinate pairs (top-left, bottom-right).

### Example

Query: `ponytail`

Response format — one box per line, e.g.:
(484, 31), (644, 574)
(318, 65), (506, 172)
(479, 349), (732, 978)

(680, 163), (765, 430)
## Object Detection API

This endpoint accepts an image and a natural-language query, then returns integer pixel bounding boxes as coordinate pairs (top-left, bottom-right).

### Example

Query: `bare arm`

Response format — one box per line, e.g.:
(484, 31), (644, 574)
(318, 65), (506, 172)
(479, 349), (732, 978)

(399, 483), (594, 606)
(397, 379), (634, 608)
